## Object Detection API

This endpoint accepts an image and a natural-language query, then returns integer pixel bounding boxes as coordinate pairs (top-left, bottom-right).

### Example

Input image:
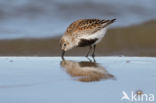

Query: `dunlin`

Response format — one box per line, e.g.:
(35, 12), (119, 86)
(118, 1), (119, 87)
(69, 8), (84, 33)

(61, 60), (114, 82)
(60, 18), (116, 58)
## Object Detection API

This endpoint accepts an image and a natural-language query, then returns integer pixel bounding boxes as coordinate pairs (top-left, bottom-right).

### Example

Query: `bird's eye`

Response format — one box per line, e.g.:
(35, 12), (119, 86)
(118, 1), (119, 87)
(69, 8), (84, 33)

(64, 44), (66, 46)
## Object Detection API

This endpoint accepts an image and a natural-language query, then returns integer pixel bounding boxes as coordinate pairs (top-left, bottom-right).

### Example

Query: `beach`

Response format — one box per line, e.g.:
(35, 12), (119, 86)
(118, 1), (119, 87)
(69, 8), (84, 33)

(0, 20), (156, 56)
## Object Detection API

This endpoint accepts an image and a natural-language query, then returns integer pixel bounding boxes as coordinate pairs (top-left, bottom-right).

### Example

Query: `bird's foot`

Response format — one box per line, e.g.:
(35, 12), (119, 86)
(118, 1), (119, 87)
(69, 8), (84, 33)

(92, 54), (95, 58)
(86, 57), (92, 62)
(91, 54), (96, 62)
(85, 54), (89, 57)
(61, 56), (65, 60)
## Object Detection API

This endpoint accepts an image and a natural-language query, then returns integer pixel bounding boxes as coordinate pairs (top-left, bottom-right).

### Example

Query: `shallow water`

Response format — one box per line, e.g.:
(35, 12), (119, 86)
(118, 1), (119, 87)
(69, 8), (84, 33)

(0, 57), (156, 103)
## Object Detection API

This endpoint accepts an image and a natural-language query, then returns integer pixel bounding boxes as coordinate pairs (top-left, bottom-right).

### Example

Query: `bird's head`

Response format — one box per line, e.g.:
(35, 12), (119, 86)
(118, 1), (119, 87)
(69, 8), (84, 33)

(60, 35), (73, 52)
(60, 35), (76, 58)
(60, 35), (74, 58)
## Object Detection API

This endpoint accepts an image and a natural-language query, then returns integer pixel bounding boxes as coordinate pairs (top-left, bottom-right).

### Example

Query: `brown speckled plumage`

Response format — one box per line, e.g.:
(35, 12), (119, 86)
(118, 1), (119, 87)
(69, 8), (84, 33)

(65, 19), (116, 36)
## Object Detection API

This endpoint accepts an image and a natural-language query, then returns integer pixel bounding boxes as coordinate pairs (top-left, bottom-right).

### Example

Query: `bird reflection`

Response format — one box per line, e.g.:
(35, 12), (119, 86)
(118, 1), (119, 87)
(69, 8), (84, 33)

(60, 59), (115, 82)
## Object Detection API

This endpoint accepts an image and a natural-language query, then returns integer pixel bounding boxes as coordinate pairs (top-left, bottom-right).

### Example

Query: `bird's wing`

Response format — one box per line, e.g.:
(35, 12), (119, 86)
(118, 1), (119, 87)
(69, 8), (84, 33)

(66, 19), (116, 37)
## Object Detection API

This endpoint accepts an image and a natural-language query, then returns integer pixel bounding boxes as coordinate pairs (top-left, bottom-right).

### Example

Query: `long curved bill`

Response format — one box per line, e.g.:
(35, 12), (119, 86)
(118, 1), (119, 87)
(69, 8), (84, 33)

(61, 50), (65, 59)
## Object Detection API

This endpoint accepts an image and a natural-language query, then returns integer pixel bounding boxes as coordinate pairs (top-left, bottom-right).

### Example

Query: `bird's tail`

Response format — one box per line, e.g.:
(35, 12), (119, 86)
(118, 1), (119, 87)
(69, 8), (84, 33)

(107, 18), (116, 25)
(102, 18), (116, 28)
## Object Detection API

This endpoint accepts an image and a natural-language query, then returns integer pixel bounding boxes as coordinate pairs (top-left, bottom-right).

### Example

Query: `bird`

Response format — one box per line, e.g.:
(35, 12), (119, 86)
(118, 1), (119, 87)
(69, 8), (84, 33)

(60, 60), (114, 82)
(60, 18), (116, 59)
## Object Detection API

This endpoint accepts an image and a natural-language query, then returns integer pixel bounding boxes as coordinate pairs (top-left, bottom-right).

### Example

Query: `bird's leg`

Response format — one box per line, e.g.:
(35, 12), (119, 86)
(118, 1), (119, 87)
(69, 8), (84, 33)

(86, 57), (92, 62)
(86, 46), (92, 57)
(92, 45), (96, 57)
(61, 50), (65, 60)
(92, 57), (96, 63)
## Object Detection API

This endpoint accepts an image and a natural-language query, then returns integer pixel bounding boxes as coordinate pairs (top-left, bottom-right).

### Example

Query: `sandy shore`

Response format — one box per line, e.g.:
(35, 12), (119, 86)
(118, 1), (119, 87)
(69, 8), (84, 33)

(0, 20), (156, 56)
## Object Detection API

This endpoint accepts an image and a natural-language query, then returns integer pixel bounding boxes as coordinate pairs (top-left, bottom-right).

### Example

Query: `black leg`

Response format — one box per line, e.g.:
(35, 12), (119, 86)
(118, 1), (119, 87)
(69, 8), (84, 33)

(92, 56), (96, 62)
(86, 46), (92, 57)
(86, 57), (92, 62)
(61, 50), (65, 60)
(92, 45), (96, 57)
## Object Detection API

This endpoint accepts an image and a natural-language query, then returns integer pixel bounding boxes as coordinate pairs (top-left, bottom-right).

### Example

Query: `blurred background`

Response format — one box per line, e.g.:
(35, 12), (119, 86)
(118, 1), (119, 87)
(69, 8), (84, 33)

(0, 0), (156, 56)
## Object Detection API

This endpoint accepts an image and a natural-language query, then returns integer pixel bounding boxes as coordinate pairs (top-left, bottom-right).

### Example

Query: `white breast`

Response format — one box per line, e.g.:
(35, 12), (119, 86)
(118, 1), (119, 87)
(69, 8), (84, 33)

(79, 28), (107, 45)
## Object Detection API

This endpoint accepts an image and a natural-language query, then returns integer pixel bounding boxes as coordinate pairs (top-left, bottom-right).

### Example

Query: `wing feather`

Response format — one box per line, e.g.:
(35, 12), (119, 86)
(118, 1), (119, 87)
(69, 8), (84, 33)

(65, 19), (116, 37)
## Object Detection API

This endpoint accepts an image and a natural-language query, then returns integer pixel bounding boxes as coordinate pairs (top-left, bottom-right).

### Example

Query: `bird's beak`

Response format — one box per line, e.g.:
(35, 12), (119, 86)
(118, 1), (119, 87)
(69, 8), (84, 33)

(61, 50), (65, 59)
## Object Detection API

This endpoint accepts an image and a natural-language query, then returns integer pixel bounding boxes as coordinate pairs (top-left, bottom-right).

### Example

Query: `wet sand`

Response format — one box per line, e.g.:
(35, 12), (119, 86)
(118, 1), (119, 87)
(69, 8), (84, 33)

(0, 20), (156, 56)
(0, 57), (156, 103)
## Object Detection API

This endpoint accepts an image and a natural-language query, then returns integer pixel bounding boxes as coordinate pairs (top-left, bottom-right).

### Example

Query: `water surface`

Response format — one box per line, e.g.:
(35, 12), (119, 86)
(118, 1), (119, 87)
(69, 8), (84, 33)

(0, 57), (156, 103)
